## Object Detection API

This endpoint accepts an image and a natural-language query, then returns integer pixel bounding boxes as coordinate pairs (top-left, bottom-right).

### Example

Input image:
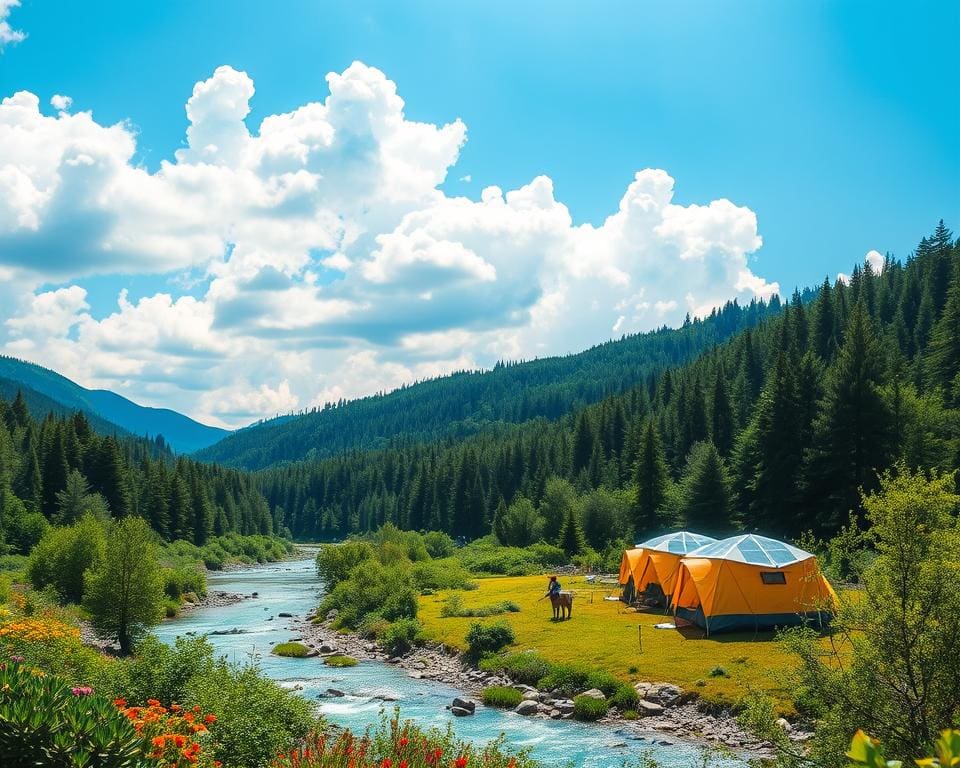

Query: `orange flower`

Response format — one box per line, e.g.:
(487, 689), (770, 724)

(113, 698), (127, 708)
(204, 714), (217, 724)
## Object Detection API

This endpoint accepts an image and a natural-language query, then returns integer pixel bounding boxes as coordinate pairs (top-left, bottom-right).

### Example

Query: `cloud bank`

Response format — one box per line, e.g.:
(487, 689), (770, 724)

(0, 62), (778, 427)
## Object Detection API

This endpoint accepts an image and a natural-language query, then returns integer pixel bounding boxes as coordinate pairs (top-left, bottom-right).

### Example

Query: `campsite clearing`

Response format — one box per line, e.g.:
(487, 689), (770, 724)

(418, 574), (802, 712)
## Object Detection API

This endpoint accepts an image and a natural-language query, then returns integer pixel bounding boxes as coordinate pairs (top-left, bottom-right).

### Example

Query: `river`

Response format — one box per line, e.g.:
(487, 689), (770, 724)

(153, 556), (748, 768)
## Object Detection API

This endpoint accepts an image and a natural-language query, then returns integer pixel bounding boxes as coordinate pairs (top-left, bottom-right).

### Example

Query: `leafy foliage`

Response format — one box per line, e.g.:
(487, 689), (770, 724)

(481, 686), (523, 708)
(0, 659), (144, 768)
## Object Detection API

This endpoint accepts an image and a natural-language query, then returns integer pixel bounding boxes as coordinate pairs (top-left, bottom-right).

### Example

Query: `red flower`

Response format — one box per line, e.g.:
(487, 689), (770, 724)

(381, 760), (393, 768)
(397, 737), (409, 750)
(204, 713), (217, 724)
(113, 697), (127, 707)
(455, 758), (468, 768)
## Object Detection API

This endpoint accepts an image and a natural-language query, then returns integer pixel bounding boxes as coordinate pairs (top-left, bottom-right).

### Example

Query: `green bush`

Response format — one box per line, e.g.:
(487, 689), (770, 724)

(609, 683), (639, 711)
(319, 559), (418, 629)
(479, 651), (552, 687)
(185, 662), (318, 768)
(465, 620), (515, 661)
(27, 515), (105, 604)
(411, 557), (475, 591)
(572, 694), (609, 721)
(273, 642), (312, 658)
(455, 537), (565, 575)
(162, 566), (208, 601)
(315, 541), (375, 587)
(481, 686), (523, 708)
(323, 655), (358, 667)
(378, 618), (424, 656)
(537, 663), (620, 697)
(0, 660), (143, 768)
(441, 594), (520, 618)
(422, 530), (456, 558)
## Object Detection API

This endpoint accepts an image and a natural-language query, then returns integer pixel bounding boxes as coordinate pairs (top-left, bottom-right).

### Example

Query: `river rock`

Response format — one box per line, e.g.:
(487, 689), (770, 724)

(521, 690), (541, 702)
(776, 717), (792, 733)
(326, 609), (339, 620)
(318, 643), (337, 654)
(514, 700), (539, 716)
(452, 697), (476, 713)
(451, 706), (474, 717)
(636, 700), (665, 716)
(325, 688), (345, 697)
(278, 612), (293, 618)
(580, 688), (606, 700)
(210, 628), (246, 635)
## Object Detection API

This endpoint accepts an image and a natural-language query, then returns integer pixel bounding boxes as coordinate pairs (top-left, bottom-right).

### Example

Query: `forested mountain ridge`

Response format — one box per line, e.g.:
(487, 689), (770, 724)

(195, 297), (786, 469)
(0, 391), (274, 554)
(255, 221), (959, 545)
(0, 376), (131, 437)
(0, 356), (230, 454)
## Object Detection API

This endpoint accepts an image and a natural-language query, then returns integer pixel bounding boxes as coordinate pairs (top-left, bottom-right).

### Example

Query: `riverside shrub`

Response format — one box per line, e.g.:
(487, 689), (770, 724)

(271, 711), (538, 768)
(319, 559), (417, 628)
(572, 694), (608, 721)
(378, 618), (424, 656)
(481, 686), (523, 708)
(478, 651), (551, 687)
(464, 620), (514, 661)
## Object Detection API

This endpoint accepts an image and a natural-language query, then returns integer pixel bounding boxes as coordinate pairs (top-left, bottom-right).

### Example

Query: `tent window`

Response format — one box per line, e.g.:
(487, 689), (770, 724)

(760, 572), (787, 585)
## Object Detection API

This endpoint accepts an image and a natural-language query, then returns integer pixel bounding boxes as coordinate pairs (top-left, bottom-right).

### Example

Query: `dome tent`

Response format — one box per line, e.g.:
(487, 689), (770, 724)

(671, 534), (837, 635)
(630, 532), (717, 605)
(618, 547), (645, 603)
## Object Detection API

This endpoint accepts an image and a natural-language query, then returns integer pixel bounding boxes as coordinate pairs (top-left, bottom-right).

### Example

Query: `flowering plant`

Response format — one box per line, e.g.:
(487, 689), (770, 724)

(271, 712), (534, 768)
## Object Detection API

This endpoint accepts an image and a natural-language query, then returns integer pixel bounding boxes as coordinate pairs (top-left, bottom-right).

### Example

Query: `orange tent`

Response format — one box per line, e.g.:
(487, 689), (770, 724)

(618, 548), (644, 603)
(671, 534), (837, 635)
(629, 532), (717, 603)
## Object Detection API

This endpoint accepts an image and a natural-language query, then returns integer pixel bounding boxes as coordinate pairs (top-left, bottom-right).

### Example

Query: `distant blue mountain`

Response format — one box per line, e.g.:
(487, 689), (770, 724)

(0, 356), (230, 453)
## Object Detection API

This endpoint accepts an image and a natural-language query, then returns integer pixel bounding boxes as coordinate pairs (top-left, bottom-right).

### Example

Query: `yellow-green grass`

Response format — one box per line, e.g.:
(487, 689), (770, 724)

(418, 574), (802, 713)
(272, 641), (312, 657)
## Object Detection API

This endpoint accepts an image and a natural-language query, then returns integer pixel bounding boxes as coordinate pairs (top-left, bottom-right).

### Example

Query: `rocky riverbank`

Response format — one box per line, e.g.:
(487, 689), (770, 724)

(283, 610), (808, 756)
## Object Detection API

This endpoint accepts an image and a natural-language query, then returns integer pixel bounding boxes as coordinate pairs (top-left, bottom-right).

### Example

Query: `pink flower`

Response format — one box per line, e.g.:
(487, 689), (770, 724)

(71, 686), (93, 696)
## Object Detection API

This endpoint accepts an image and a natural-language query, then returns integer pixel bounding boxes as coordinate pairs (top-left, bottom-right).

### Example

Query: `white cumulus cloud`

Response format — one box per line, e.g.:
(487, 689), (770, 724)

(0, 0), (24, 49)
(0, 61), (779, 427)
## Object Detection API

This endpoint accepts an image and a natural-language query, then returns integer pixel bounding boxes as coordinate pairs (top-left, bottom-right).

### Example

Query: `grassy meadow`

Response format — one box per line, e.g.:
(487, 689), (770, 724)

(418, 574), (801, 712)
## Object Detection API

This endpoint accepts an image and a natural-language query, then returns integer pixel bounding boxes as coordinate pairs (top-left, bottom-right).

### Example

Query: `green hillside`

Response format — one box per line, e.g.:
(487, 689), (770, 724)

(195, 297), (785, 469)
(0, 357), (229, 454)
(254, 221), (959, 543)
(0, 377), (130, 437)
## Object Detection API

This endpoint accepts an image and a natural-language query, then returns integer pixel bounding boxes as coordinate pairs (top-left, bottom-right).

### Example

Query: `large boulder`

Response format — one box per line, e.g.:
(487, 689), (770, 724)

(452, 697), (476, 713)
(636, 699), (665, 716)
(579, 688), (607, 700)
(451, 706), (474, 717)
(514, 700), (540, 716)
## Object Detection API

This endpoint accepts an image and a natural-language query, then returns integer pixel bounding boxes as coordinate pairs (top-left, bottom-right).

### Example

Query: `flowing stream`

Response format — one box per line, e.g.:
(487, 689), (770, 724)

(153, 556), (748, 767)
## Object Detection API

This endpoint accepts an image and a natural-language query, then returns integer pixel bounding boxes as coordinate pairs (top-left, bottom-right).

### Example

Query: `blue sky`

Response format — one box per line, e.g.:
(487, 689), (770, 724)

(0, 1), (957, 425)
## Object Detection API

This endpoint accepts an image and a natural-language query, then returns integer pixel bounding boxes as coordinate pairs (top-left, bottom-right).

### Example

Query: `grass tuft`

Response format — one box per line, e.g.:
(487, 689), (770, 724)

(572, 694), (609, 721)
(481, 686), (524, 708)
(323, 654), (358, 667)
(272, 641), (312, 658)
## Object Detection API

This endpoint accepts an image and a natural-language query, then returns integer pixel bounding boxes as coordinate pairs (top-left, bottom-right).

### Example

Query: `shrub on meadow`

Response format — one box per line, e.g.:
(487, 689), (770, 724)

(465, 620), (514, 661)
(378, 618), (424, 656)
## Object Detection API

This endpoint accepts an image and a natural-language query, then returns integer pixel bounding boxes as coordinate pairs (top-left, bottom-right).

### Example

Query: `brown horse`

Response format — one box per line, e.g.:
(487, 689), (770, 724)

(549, 591), (574, 620)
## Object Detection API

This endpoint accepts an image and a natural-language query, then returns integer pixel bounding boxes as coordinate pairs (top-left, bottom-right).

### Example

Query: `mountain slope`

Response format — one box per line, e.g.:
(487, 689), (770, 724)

(0, 377), (131, 437)
(252, 221), (959, 543)
(0, 357), (229, 453)
(196, 297), (788, 469)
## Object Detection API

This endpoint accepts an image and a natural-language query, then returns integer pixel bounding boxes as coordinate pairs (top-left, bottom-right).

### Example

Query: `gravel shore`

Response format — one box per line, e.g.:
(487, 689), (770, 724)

(281, 610), (805, 757)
